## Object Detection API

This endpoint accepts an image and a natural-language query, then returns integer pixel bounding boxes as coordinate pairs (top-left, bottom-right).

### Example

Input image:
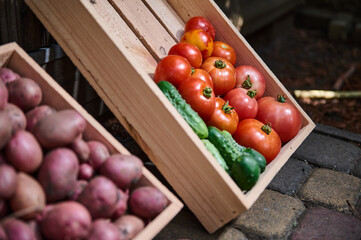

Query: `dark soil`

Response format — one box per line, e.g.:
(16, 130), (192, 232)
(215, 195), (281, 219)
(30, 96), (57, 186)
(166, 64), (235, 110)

(245, 18), (361, 134)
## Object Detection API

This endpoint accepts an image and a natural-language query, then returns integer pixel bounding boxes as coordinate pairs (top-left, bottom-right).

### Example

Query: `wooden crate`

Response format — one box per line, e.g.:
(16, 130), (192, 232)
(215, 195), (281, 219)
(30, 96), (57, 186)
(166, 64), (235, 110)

(0, 42), (183, 240)
(24, 0), (315, 233)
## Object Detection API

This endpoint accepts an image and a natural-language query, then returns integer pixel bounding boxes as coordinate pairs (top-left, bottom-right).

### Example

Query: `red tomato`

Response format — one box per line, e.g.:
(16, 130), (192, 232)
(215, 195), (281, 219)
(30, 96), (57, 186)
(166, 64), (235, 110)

(184, 16), (216, 40)
(201, 57), (236, 96)
(223, 88), (258, 121)
(190, 69), (213, 88)
(233, 119), (281, 164)
(207, 97), (239, 134)
(235, 65), (266, 100)
(256, 95), (302, 143)
(154, 55), (192, 88)
(211, 41), (237, 66)
(178, 78), (215, 121)
(180, 29), (213, 60)
(168, 42), (202, 69)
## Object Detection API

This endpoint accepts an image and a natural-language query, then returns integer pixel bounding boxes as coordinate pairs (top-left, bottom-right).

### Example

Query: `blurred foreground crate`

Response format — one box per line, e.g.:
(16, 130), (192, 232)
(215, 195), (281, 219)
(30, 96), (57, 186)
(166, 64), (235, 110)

(0, 42), (183, 240)
(25, 0), (315, 233)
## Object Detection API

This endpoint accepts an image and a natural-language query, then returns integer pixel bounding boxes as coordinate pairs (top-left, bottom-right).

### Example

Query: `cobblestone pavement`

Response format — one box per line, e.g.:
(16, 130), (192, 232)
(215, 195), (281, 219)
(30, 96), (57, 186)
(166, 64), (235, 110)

(151, 124), (361, 240)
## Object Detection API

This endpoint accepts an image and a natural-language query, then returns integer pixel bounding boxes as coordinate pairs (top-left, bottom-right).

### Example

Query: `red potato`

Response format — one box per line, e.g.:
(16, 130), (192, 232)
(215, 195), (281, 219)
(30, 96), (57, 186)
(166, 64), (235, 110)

(27, 220), (43, 240)
(129, 186), (168, 219)
(70, 135), (90, 163)
(0, 225), (6, 239)
(2, 218), (36, 240)
(0, 199), (9, 218)
(9, 173), (46, 220)
(87, 141), (110, 170)
(37, 148), (79, 202)
(68, 180), (88, 201)
(40, 201), (92, 240)
(78, 163), (94, 180)
(7, 78), (42, 112)
(0, 164), (17, 199)
(0, 152), (7, 164)
(111, 189), (129, 220)
(0, 80), (8, 110)
(88, 219), (121, 240)
(0, 112), (12, 150)
(77, 176), (118, 219)
(3, 103), (26, 136)
(0, 67), (20, 84)
(5, 130), (43, 173)
(25, 105), (56, 132)
(99, 154), (143, 191)
(33, 109), (86, 149)
(114, 214), (145, 240)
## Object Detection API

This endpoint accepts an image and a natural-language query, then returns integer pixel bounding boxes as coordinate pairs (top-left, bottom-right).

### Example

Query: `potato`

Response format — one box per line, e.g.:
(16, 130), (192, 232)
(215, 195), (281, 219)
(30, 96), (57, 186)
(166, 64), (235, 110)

(7, 77), (42, 112)
(0, 199), (9, 218)
(0, 80), (8, 110)
(111, 189), (129, 220)
(5, 130), (43, 173)
(0, 225), (6, 239)
(9, 172), (46, 220)
(25, 105), (56, 132)
(100, 154), (143, 190)
(27, 220), (43, 240)
(78, 176), (118, 219)
(40, 201), (92, 240)
(0, 67), (20, 84)
(3, 103), (26, 135)
(2, 218), (36, 240)
(129, 186), (168, 219)
(68, 180), (88, 201)
(78, 163), (94, 180)
(88, 219), (121, 240)
(87, 141), (110, 170)
(0, 112), (12, 150)
(37, 148), (79, 202)
(33, 109), (86, 149)
(114, 214), (144, 240)
(0, 164), (17, 198)
(70, 134), (90, 163)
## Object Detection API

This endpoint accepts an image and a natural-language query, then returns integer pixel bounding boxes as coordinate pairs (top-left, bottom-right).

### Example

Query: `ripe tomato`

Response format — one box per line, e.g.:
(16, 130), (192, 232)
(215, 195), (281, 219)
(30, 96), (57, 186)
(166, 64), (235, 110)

(207, 97), (239, 134)
(223, 88), (258, 121)
(180, 29), (213, 60)
(233, 119), (281, 164)
(201, 57), (236, 96)
(256, 95), (302, 143)
(178, 78), (215, 121)
(211, 41), (237, 66)
(153, 55), (192, 88)
(184, 16), (216, 40)
(168, 42), (202, 69)
(235, 65), (265, 100)
(190, 69), (213, 88)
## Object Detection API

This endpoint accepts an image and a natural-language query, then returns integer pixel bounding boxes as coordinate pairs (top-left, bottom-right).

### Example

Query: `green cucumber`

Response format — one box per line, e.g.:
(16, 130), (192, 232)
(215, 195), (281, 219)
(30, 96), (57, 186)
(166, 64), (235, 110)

(157, 81), (208, 139)
(201, 139), (229, 173)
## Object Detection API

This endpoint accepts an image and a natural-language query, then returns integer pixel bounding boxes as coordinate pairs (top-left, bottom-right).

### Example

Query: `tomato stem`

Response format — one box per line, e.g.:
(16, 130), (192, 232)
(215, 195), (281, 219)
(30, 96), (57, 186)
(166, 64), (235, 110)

(277, 95), (286, 103)
(203, 87), (213, 98)
(191, 67), (195, 75)
(261, 123), (272, 135)
(214, 60), (226, 69)
(242, 75), (252, 89)
(247, 90), (257, 98)
(222, 100), (234, 114)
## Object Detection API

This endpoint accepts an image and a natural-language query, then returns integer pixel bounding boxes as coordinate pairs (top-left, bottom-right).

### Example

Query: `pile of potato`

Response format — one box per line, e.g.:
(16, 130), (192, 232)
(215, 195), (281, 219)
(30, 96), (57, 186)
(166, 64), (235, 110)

(0, 67), (168, 240)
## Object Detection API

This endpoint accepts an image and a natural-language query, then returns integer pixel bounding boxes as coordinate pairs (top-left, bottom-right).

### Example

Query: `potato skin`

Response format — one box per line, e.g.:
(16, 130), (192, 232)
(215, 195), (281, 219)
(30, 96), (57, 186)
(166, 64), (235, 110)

(40, 201), (92, 240)
(3, 103), (26, 135)
(33, 109), (86, 149)
(70, 135), (90, 163)
(0, 111), (12, 150)
(88, 219), (121, 240)
(87, 141), (110, 170)
(7, 77), (42, 111)
(9, 172), (46, 220)
(2, 218), (36, 240)
(37, 148), (79, 202)
(26, 105), (56, 132)
(0, 67), (20, 84)
(0, 163), (17, 198)
(114, 214), (144, 240)
(5, 130), (43, 173)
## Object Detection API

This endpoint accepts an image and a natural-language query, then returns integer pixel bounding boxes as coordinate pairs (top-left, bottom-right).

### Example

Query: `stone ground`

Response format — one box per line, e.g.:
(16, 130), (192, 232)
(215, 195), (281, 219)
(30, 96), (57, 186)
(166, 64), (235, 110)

(148, 124), (361, 240)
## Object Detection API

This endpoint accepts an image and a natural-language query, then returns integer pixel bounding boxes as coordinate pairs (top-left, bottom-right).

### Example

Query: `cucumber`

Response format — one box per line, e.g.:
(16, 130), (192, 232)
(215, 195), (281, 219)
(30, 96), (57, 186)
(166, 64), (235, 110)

(157, 81), (208, 139)
(201, 139), (229, 173)
(221, 130), (245, 153)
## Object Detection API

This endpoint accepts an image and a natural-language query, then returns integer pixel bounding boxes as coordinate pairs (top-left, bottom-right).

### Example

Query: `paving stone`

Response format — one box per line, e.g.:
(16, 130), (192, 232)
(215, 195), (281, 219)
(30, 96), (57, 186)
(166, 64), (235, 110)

(232, 190), (305, 240)
(298, 168), (361, 213)
(315, 123), (361, 144)
(290, 207), (361, 240)
(268, 158), (312, 196)
(217, 226), (248, 240)
(292, 132), (361, 173)
(351, 158), (361, 179)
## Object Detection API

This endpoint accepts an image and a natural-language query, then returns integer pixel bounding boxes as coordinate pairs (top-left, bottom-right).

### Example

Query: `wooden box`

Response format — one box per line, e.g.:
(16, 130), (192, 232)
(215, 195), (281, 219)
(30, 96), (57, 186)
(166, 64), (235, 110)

(25, 0), (315, 233)
(0, 42), (183, 240)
